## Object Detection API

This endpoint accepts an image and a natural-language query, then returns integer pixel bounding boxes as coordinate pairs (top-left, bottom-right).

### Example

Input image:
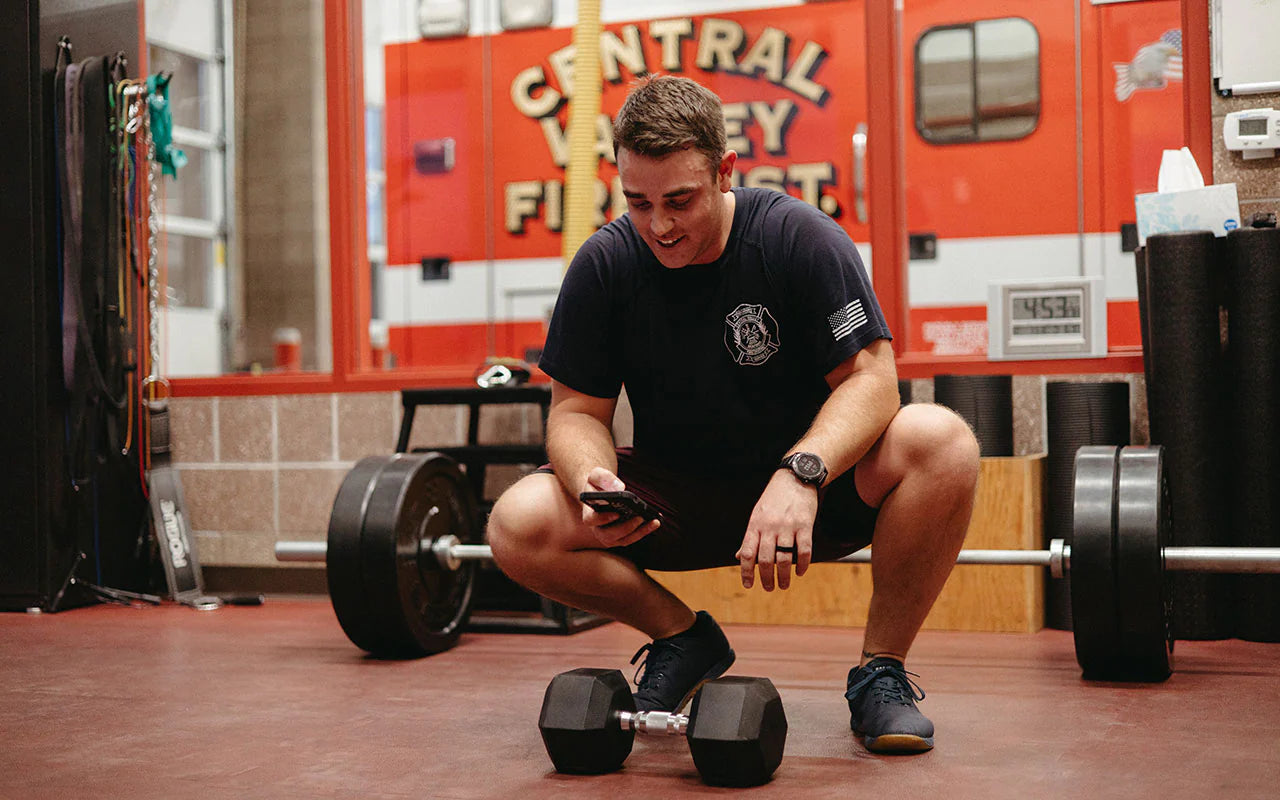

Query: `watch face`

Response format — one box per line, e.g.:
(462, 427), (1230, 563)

(793, 453), (823, 479)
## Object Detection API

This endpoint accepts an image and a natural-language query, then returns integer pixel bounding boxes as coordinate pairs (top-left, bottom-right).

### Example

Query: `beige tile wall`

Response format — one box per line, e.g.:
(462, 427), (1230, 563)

(170, 392), (546, 568)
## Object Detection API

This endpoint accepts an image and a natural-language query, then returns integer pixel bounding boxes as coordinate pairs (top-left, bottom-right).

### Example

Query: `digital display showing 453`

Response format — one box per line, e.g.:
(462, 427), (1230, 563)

(1011, 293), (1082, 320)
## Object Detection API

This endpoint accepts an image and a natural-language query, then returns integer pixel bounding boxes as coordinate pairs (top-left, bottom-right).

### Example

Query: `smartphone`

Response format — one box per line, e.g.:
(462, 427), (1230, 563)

(579, 490), (662, 526)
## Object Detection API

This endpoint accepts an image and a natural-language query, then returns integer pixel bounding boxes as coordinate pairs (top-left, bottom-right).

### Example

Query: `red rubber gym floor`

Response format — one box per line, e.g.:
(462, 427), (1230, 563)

(1, 599), (1277, 799)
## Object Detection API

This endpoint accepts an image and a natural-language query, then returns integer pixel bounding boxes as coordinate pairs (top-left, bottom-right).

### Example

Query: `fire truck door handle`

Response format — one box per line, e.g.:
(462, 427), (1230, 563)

(852, 123), (868, 224)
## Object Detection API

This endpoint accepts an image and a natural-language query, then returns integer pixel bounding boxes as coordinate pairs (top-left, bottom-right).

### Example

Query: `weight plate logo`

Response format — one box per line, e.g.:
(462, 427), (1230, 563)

(724, 303), (780, 366)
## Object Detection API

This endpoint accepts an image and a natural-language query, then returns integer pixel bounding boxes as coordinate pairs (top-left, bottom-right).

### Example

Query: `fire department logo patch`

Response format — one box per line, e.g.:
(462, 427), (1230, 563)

(724, 303), (780, 366)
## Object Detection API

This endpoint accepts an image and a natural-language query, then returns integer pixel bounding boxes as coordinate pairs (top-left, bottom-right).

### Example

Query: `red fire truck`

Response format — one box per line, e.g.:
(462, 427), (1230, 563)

(371, 0), (1184, 369)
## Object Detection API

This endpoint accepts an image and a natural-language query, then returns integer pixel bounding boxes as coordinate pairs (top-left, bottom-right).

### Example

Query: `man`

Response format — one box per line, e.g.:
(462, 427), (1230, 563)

(487, 76), (979, 755)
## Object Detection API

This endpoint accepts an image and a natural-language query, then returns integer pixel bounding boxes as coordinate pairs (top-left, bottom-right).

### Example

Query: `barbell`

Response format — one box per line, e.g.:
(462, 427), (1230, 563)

(275, 446), (1280, 681)
(273, 534), (1280, 576)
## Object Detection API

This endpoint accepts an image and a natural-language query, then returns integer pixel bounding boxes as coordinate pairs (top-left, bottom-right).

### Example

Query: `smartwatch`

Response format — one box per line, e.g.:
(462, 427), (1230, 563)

(778, 451), (827, 487)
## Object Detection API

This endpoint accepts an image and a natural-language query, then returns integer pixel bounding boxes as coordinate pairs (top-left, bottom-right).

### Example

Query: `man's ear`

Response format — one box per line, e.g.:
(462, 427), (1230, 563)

(717, 150), (738, 191)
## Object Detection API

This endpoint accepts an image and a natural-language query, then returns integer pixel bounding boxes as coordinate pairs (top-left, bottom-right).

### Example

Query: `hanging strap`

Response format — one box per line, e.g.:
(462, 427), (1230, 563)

(82, 54), (129, 456)
(65, 57), (128, 413)
(59, 60), (82, 394)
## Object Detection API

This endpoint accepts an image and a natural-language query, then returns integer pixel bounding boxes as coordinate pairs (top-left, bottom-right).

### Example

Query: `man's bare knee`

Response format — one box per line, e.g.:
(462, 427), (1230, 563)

(487, 474), (572, 575)
(858, 404), (980, 506)
(923, 405), (980, 487)
(894, 404), (980, 485)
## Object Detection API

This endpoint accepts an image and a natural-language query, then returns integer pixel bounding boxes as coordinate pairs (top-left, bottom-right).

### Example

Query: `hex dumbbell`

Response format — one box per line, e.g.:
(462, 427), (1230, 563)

(537, 668), (787, 787)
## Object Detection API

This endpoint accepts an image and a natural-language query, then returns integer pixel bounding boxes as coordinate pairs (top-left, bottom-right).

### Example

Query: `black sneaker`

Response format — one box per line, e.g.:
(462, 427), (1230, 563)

(845, 657), (934, 753)
(630, 611), (736, 712)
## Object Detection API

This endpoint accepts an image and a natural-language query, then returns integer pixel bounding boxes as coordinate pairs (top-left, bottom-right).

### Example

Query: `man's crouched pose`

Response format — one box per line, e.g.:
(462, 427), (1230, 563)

(487, 76), (980, 754)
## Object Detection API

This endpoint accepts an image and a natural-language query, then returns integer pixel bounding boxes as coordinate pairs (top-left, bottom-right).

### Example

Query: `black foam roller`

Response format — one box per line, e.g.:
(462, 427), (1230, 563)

(1044, 381), (1130, 630)
(1226, 227), (1280, 641)
(1134, 247), (1159, 443)
(1144, 231), (1231, 640)
(934, 375), (1013, 457)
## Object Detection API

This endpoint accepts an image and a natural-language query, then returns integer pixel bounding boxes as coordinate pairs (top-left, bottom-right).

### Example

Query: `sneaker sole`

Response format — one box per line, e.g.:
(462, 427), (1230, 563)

(860, 732), (935, 754)
(672, 649), (737, 713)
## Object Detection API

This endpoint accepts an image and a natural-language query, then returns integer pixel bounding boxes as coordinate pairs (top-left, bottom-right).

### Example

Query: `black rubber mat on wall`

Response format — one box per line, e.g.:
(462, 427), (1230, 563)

(933, 375), (1013, 457)
(1225, 227), (1280, 641)
(1144, 231), (1231, 640)
(1043, 381), (1130, 630)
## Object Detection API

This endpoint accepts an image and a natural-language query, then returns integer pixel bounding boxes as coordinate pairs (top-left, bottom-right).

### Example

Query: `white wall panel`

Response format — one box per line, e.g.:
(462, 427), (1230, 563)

(1084, 232), (1139, 300)
(381, 0), (808, 43)
(145, 0), (219, 57)
(162, 306), (222, 376)
(909, 234), (1083, 307)
(381, 257), (564, 324)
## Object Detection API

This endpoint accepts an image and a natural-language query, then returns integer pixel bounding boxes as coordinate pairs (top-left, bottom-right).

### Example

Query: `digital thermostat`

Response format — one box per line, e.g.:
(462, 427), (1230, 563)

(988, 277), (1107, 360)
(1224, 108), (1279, 159)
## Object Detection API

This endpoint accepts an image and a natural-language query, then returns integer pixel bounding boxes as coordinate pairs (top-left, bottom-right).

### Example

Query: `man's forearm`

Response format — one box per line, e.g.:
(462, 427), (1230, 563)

(546, 410), (619, 496)
(790, 371), (899, 486)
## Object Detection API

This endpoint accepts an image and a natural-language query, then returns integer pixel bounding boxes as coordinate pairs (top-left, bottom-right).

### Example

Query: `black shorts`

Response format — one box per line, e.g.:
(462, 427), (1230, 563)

(538, 448), (878, 571)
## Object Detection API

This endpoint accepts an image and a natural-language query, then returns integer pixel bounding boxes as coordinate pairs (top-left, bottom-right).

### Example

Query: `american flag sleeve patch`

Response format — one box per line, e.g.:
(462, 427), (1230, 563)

(827, 299), (868, 341)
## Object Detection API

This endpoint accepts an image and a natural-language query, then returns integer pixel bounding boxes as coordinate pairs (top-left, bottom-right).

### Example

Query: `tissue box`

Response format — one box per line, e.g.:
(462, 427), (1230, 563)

(1134, 184), (1241, 245)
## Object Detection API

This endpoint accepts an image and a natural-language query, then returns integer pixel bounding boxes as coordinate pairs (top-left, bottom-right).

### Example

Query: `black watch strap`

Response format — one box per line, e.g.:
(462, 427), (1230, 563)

(778, 452), (827, 487)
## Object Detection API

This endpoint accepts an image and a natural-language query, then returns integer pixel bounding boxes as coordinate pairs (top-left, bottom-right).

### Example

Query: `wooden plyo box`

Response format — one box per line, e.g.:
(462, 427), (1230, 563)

(648, 455), (1046, 633)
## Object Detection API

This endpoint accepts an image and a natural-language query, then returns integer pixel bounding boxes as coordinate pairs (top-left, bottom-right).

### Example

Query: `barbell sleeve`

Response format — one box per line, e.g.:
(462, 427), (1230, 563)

(1161, 547), (1280, 574)
(273, 537), (491, 565)
(275, 541), (328, 561)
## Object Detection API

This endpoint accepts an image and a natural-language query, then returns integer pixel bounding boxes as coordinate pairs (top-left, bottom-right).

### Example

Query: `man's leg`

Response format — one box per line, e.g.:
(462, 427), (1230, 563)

(846, 403), (981, 751)
(855, 403), (980, 661)
(487, 472), (693, 639)
(487, 473), (736, 711)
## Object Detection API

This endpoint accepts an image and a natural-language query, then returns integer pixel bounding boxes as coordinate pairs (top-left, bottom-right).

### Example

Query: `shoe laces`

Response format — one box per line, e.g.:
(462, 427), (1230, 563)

(630, 641), (684, 691)
(845, 662), (926, 706)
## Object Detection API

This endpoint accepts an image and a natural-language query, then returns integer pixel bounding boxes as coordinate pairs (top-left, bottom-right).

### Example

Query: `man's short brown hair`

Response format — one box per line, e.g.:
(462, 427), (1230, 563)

(613, 76), (726, 174)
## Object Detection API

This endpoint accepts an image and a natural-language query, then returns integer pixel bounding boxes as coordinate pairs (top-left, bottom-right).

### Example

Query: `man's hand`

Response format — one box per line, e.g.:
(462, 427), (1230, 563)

(579, 467), (661, 548)
(736, 471), (819, 591)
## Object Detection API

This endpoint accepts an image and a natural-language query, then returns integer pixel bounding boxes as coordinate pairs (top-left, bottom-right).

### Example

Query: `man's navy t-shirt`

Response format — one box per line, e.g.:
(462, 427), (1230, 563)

(539, 187), (892, 474)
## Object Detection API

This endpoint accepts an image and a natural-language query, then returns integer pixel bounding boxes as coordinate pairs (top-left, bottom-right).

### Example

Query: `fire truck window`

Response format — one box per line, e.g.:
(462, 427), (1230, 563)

(916, 18), (1039, 144)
